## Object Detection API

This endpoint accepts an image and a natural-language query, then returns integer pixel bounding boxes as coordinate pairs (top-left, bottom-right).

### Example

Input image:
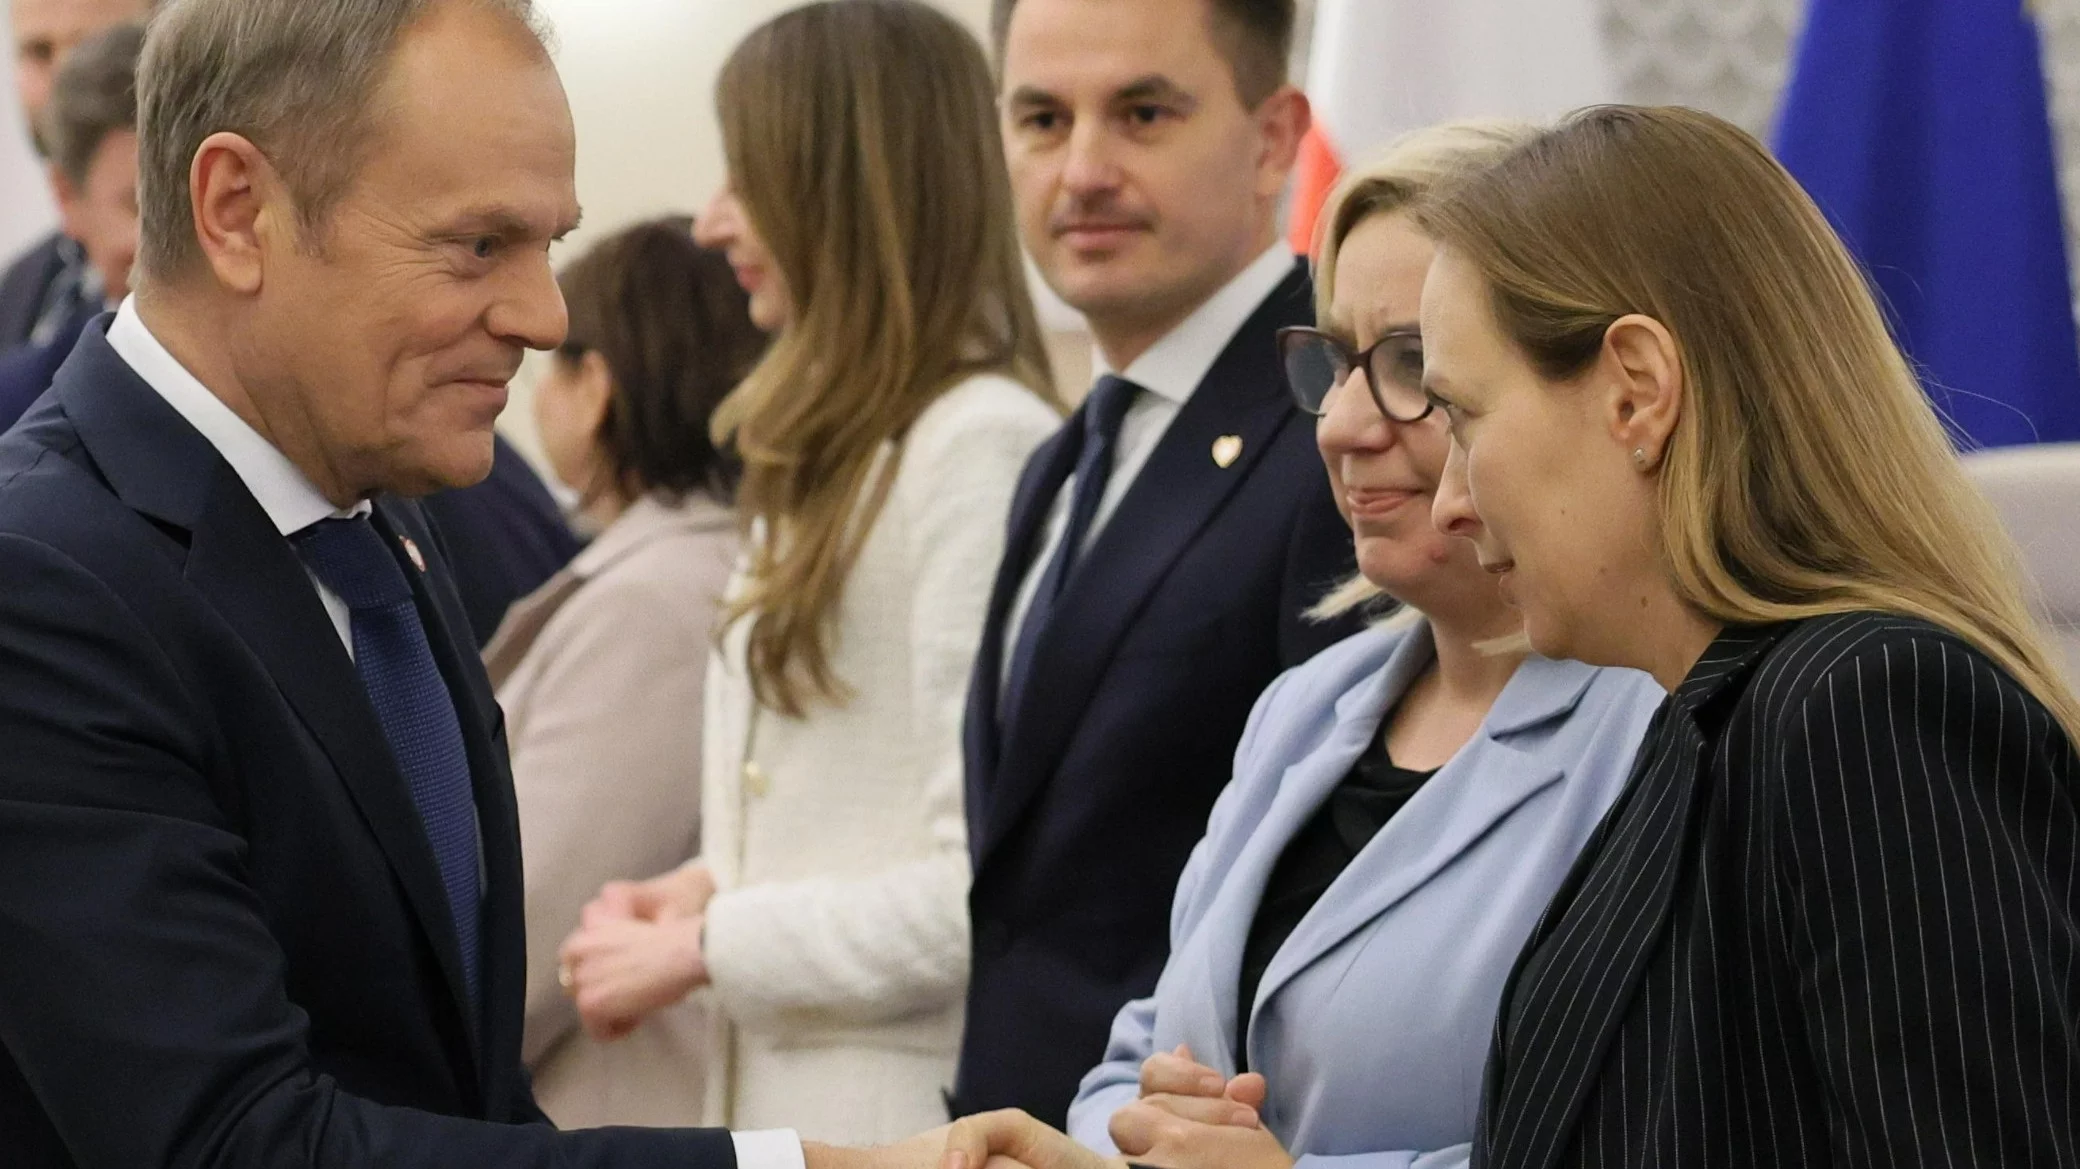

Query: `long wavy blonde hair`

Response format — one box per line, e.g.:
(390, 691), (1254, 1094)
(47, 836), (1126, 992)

(1305, 119), (1540, 621)
(711, 0), (1058, 717)
(1417, 104), (2080, 741)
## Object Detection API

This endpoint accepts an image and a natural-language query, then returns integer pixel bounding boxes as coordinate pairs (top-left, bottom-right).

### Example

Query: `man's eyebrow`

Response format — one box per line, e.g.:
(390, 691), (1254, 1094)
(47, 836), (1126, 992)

(1115, 75), (1197, 111)
(1004, 85), (1062, 111)
(445, 207), (582, 242)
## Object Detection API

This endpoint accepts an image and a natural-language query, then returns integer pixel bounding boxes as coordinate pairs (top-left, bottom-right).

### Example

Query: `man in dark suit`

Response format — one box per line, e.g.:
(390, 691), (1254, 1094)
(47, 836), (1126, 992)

(0, 20), (140, 432)
(952, 0), (1361, 1126)
(0, 3), (938, 1167)
(0, 0), (152, 352)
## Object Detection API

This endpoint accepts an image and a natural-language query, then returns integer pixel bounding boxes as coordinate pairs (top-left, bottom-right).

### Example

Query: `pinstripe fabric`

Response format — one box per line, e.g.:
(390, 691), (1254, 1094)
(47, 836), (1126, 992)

(1476, 612), (2080, 1169)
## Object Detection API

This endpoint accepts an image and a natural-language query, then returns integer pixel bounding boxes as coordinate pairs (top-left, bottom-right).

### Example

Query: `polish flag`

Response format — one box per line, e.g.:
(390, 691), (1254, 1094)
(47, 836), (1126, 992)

(1288, 0), (1618, 254)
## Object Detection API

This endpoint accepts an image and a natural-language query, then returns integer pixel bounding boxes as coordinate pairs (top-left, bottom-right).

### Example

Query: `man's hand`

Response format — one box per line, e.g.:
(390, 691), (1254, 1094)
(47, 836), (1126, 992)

(938, 1109), (1118, 1169)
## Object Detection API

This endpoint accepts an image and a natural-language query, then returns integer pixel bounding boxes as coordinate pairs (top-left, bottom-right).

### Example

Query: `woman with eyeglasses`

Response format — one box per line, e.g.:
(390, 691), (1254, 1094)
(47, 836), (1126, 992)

(1057, 123), (1665, 1169)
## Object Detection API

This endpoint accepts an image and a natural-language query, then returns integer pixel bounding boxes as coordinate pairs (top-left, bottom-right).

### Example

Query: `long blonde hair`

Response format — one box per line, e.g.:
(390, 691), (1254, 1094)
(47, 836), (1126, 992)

(1305, 119), (1541, 621)
(1417, 104), (2080, 741)
(711, 0), (1058, 716)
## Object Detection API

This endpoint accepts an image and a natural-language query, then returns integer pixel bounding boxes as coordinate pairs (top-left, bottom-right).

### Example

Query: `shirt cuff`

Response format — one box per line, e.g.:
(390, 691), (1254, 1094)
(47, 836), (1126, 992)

(732, 1128), (807, 1169)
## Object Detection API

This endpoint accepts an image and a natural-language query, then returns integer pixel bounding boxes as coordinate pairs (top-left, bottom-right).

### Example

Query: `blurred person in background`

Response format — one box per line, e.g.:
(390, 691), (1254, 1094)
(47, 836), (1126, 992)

(953, 0), (1360, 1126)
(1, 0), (151, 353)
(420, 425), (582, 645)
(1061, 123), (1662, 1169)
(487, 216), (764, 1130)
(0, 18), (138, 427)
(558, 0), (1062, 1145)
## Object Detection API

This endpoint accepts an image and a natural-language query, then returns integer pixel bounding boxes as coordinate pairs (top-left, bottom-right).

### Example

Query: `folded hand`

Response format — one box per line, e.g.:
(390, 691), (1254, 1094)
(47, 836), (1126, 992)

(1117, 1045), (1268, 1150)
(591, 859), (717, 925)
(557, 906), (707, 1041)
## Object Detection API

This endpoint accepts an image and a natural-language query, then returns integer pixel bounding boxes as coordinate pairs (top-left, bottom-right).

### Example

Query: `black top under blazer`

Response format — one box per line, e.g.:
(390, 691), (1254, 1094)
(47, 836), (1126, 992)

(0, 323), (732, 1168)
(1477, 611), (2080, 1169)
(952, 258), (1362, 1125)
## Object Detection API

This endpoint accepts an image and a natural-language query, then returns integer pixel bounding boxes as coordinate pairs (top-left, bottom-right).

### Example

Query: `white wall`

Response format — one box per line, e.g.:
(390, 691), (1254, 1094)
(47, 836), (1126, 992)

(537, 0), (992, 261)
(0, 0), (58, 266)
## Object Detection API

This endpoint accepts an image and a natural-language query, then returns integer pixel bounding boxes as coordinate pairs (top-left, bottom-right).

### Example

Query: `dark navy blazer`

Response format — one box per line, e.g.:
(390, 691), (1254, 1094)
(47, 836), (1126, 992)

(0, 322), (732, 1168)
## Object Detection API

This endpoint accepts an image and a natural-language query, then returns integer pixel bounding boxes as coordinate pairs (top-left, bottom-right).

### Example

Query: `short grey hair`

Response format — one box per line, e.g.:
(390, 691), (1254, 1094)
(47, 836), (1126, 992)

(44, 23), (145, 190)
(135, 0), (548, 282)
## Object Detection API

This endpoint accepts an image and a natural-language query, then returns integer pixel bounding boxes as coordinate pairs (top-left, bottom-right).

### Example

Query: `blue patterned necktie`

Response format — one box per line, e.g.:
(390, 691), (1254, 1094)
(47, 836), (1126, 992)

(1000, 374), (1141, 724)
(294, 515), (482, 1006)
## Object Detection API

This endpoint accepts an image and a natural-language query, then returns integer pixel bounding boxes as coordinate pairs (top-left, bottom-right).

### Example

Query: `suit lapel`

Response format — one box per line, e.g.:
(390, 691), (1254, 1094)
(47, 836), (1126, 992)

(1190, 628), (1428, 1069)
(1476, 628), (1784, 1169)
(963, 424), (1081, 856)
(1245, 655), (1596, 1053)
(979, 264), (1313, 862)
(56, 331), (487, 1084)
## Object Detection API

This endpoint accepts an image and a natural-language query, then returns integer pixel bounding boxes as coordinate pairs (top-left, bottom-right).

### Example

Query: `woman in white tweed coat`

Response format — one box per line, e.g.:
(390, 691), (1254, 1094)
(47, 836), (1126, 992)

(555, 0), (1062, 1144)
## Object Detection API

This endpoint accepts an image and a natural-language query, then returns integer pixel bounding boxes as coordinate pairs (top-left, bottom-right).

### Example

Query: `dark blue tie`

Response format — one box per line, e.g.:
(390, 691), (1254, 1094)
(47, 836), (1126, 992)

(1000, 374), (1140, 724)
(294, 515), (482, 1006)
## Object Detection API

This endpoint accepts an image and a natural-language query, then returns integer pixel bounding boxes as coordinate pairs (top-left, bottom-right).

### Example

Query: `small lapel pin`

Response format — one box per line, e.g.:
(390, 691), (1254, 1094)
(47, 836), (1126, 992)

(400, 536), (427, 574)
(1212, 434), (1243, 469)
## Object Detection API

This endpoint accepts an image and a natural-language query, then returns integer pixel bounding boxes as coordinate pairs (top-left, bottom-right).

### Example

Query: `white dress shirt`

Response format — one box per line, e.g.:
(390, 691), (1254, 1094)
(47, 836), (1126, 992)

(1001, 243), (1297, 685)
(105, 298), (808, 1169)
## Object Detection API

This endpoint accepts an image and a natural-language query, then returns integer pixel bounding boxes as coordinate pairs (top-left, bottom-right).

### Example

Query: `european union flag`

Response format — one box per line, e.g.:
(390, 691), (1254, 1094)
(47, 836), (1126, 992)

(1775, 0), (2080, 448)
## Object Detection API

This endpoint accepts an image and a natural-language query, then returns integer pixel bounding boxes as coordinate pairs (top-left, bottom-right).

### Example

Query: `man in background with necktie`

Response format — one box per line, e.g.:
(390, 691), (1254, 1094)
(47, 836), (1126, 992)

(0, 2), (933, 1168)
(953, 0), (1361, 1126)
(0, 0), (153, 354)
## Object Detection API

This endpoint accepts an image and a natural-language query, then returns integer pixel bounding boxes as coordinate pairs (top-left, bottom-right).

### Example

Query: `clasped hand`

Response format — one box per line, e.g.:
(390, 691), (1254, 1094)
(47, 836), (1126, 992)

(928, 1047), (1286, 1169)
(556, 861), (718, 1041)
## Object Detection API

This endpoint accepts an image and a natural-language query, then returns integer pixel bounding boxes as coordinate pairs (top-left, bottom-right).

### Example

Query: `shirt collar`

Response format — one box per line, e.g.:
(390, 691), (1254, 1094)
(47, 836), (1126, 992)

(106, 296), (366, 536)
(1094, 243), (1297, 406)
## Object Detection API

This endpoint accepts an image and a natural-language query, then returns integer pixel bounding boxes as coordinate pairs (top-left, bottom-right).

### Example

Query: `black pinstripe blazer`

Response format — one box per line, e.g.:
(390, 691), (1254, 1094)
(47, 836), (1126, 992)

(1475, 611), (2080, 1169)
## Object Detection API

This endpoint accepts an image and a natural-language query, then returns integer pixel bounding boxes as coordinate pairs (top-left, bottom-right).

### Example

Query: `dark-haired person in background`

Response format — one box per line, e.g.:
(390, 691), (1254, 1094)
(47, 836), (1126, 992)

(954, 0), (1358, 1126)
(487, 216), (764, 1131)
(0, 0), (151, 354)
(0, 19), (139, 427)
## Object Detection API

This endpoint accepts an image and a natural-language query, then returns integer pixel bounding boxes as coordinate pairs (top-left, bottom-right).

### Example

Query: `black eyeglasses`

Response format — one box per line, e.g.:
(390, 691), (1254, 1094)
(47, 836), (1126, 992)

(1276, 326), (1431, 422)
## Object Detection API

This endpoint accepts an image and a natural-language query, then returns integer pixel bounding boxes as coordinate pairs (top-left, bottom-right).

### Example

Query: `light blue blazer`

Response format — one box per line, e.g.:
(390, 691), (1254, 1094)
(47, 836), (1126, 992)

(1066, 621), (1664, 1169)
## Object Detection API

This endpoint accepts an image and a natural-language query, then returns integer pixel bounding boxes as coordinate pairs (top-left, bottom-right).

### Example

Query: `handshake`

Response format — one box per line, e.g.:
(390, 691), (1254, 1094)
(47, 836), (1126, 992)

(818, 1048), (1291, 1169)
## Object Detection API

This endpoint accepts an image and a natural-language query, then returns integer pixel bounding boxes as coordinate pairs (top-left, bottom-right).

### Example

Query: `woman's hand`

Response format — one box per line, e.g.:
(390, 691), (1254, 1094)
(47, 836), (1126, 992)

(1113, 1044), (1276, 1168)
(558, 903), (708, 1041)
(1109, 1097), (1292, 1169)
(593, 859), (717, 924)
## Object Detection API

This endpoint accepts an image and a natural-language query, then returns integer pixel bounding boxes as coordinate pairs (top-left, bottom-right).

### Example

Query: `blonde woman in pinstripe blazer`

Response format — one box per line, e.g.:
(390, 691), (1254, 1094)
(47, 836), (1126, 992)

(1416, 106), (2080, 1169)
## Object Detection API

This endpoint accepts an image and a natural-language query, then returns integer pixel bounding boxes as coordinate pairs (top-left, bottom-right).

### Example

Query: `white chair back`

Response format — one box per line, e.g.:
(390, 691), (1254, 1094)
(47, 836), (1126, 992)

(1961, 443), (2080, 686)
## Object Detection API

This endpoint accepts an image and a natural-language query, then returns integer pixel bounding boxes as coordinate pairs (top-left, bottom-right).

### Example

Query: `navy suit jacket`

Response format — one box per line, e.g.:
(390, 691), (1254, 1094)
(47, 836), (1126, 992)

(0, 232), (68, 352)
(0, 323), (733, 1168)
(952, 259), (1362, 1125)
(0, 303), (93, 434)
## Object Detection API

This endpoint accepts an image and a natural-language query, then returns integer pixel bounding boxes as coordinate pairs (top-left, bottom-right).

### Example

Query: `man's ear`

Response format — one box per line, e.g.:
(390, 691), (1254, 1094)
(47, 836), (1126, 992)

(1597, 313), (1683, 471)
(189, 131), (290, 296)
(1254, 84), (1311, 201)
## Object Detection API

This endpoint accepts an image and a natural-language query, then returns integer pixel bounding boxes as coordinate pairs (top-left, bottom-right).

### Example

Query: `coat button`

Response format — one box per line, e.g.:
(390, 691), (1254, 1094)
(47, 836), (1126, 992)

(743, 761), (770, 798)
